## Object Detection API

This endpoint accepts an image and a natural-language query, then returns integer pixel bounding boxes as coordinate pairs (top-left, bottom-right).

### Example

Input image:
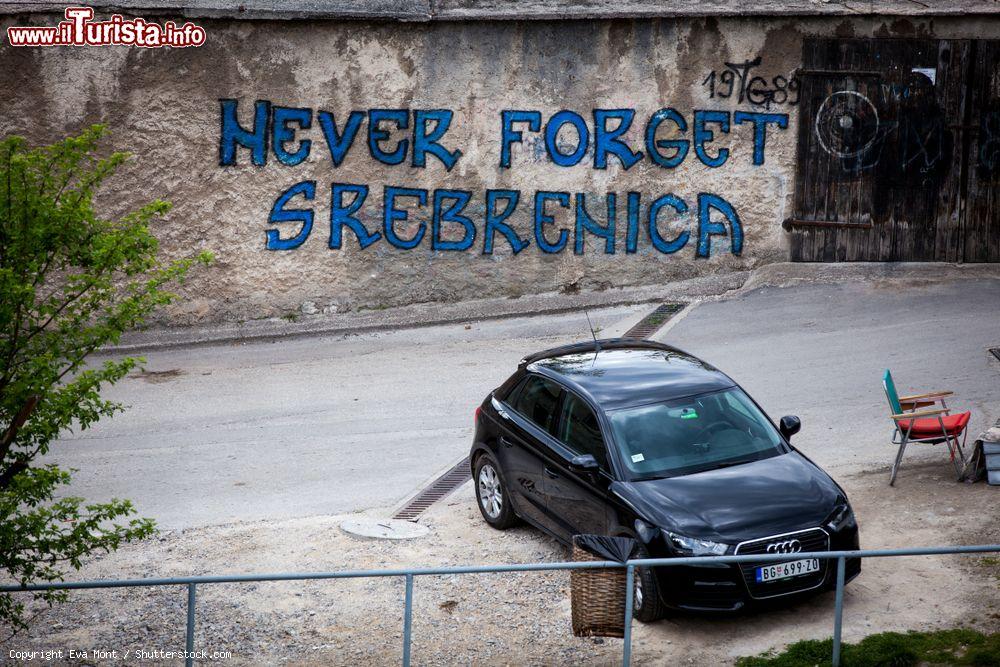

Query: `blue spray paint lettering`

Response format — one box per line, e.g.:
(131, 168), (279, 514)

(625, 191), (642, 254)
(647, 194), (690, 253)
(533, 191), (571, 253)
(383, 186), (428, 249)
(368, 110), (410, 166)
(500, 111), (542, 169)
(694, 110), (731, 168)
(484, 190), (530, 255)
(432, 189), (476, 251)
(267, 180), (315, 250)
(271, 107), (312, 166)
(330, 183), (380, 249)
(733, 111), (788, 165)
(413, 110), (462, 171)
(318, 110), (365, 167)
(219, 99), (270, 166)
(697, 192), (743, 257)
(645, 108), (689, 169)
(574, 193), (616, 255)
(544, 111), (589, 167)
(594, 110), (643, 170)
(220, 101), (787, 258)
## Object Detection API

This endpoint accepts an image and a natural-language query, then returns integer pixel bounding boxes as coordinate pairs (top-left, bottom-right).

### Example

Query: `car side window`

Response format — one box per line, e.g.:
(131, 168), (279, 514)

(511, 375), (562, 435)
(558, 392), (608, 470)
(504, 376), (527, 405)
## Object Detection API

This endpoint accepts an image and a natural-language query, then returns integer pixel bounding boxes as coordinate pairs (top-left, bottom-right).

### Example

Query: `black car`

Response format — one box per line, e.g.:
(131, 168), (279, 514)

(470, 339), (860, 621)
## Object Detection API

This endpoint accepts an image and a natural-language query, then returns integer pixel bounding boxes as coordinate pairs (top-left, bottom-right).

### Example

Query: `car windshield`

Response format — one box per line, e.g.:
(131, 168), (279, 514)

(608, 388), (786, 480)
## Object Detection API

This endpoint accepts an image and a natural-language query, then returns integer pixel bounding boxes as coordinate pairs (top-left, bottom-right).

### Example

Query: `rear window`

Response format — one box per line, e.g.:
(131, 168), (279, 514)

(511, 375), (562, 434)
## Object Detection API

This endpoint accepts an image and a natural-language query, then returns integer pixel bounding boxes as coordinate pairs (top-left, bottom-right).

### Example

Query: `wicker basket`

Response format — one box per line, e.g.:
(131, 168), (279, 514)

(570, 542), (628, 638)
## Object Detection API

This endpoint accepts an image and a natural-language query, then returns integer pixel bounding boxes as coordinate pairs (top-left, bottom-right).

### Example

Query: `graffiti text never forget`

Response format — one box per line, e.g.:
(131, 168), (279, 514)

(218, 100), (789, 257)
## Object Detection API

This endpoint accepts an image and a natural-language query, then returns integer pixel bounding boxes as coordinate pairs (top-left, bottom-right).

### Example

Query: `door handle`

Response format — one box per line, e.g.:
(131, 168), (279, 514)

(499, 435), (514, 448)
(544, 466), (560, 479)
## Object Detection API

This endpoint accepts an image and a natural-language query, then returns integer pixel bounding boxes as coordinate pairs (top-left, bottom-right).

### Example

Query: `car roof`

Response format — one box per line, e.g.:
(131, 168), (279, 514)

(524, 340), (736, 411)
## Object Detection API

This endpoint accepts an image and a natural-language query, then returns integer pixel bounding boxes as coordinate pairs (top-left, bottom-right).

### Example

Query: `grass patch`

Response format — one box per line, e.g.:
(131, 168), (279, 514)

(736, 629), (1000, 667)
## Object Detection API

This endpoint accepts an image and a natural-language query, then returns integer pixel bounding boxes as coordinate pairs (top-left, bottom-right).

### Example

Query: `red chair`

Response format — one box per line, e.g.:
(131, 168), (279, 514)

(883, 370), (969, 486)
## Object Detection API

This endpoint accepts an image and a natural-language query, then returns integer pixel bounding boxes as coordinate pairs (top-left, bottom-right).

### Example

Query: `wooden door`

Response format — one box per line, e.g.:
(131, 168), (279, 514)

(962, 41), (1000, 262)
(790, 38), (980, 262)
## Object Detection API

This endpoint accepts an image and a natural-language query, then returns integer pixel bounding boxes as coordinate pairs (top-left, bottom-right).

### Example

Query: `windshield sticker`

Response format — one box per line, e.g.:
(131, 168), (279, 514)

(631, 453), (645, 463)
(668, 407), (699, 419)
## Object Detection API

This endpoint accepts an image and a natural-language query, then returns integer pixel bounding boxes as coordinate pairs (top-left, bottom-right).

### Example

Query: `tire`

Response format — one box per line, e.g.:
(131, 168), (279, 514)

(632, 547), (668, 623)
(473, 454), (518, 529)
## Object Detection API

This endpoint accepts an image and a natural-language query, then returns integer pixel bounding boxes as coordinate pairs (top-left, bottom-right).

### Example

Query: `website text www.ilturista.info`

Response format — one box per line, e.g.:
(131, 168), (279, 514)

(8, 647), (233, 662)
(6, 7), (206, 48)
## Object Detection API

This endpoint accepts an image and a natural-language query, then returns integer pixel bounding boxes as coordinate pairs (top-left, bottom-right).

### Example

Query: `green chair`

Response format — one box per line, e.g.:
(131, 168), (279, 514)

(883, 370), (970, 486)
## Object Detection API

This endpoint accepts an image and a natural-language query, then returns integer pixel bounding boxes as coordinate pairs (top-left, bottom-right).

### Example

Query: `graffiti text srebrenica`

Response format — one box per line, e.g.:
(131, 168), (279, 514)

(218, 100), (789, 257)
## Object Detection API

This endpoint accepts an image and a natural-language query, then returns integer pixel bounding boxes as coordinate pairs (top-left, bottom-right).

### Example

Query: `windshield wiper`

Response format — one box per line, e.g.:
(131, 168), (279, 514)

(711, 459), (756, 470)
(634, 458), (758, 480)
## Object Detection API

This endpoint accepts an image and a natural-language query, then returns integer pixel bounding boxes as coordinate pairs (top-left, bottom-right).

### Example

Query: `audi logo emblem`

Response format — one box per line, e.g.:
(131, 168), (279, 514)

(765, 539), (802, 554)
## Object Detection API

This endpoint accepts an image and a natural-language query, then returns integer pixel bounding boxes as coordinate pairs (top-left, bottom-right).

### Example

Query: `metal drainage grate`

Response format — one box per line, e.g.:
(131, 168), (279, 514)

(623, 303), (685, 339)
(990, 348), (1000, 362)
(392, 456), (472, 522)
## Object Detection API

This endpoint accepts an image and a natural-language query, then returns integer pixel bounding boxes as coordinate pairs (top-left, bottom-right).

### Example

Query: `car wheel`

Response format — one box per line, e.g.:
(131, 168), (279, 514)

(474, 454), (517, 529)
(632, 548), (667, 623)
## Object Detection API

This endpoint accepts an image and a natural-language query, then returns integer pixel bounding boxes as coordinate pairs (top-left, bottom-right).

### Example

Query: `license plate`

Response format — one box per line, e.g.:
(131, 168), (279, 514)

(755, 558), (820, 583)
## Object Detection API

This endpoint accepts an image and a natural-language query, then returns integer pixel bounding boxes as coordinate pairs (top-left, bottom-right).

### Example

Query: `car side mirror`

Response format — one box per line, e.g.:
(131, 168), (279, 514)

(569, 454), (600, 473)
(779, 415), (801, 440)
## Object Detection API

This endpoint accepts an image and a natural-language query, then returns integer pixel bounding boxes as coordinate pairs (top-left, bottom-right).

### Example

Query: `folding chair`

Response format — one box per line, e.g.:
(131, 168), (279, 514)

(883, 369), (970, 486)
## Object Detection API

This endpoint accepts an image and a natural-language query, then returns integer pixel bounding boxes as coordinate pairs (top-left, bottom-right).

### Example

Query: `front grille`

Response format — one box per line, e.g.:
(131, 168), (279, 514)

(735, 528), (830, 599)
(662, 564), (744, 610)
(684, 580), (743, 610)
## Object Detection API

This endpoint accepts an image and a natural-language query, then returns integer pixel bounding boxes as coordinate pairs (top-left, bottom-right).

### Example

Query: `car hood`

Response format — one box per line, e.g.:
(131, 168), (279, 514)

(611, 452), (844, 544)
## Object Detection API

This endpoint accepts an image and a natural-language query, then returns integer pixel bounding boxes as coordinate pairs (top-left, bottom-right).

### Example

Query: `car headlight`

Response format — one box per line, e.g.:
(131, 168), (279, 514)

(666, 531), (730, 556)
(826, 503), (857, 532)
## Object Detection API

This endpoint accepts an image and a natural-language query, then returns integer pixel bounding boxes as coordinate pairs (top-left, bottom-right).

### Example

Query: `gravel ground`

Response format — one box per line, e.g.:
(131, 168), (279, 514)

(3, 458), (999, 666)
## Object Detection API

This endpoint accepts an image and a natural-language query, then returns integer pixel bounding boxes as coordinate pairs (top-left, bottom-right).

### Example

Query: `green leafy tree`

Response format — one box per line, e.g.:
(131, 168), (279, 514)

(0, 126), (211, 634)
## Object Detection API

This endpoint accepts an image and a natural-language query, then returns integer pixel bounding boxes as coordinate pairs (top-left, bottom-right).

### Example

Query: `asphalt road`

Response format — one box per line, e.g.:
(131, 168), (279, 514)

(48, 305), (646, 529)
(658, 278), (1000, 477)
(46, 277), (999, 530)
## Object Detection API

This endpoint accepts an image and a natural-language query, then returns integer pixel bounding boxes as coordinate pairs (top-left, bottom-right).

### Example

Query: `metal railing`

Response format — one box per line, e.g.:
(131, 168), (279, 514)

(3, 544), (999, 667)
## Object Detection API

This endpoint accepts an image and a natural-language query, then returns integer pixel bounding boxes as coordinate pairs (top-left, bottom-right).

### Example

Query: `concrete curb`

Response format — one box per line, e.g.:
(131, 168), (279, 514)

(738, 261), (1000, 295)
(104, 271), (749, 354)
(102, 262), (1000, 355)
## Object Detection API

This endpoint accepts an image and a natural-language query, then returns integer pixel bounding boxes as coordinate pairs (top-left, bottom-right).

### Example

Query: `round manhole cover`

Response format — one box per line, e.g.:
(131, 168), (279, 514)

(341, 518), (429, 540)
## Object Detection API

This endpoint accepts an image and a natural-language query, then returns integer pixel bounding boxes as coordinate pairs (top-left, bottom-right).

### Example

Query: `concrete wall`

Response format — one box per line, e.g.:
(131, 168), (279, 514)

(1, 13), (996, 324)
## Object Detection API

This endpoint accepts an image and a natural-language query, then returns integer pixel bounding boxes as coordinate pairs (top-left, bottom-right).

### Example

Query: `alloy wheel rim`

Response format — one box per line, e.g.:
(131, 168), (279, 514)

(634, 570), (644, 611)
(478, 464), (502, 519)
